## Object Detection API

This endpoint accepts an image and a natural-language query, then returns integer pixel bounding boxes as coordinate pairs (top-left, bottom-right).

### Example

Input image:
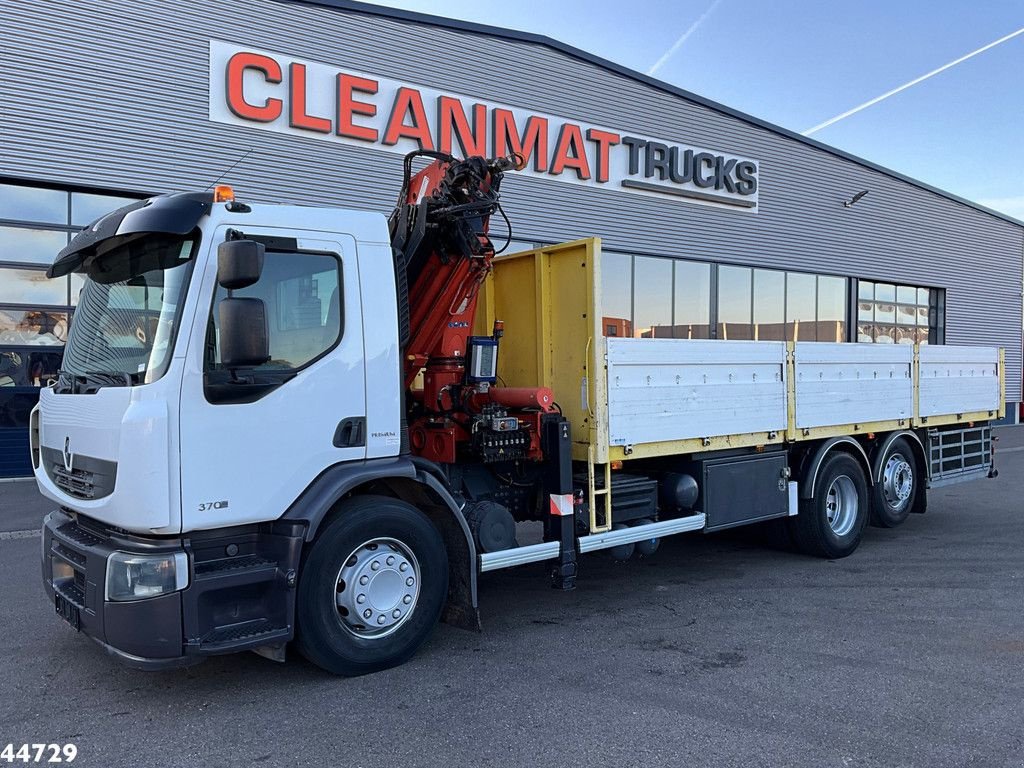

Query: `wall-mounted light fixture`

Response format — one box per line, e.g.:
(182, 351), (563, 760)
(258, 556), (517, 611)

(843, 190), (869, 208)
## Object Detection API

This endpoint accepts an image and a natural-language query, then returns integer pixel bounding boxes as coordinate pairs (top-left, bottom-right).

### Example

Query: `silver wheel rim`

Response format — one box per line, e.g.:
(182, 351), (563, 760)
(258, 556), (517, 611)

(882, 452), (914, 511)
(335, 538), (420, 639)
(825, 475), (859, 536)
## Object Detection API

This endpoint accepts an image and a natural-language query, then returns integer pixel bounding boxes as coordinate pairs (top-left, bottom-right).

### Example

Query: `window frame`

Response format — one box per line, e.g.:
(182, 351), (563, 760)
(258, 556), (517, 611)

(854, 278), (944, 345)
(204, 244), (345, 384)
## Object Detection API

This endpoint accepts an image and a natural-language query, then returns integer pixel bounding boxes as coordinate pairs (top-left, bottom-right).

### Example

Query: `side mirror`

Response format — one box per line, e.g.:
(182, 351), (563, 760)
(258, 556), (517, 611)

(217, 239), (264, 290)
(218, 297), (270, 368)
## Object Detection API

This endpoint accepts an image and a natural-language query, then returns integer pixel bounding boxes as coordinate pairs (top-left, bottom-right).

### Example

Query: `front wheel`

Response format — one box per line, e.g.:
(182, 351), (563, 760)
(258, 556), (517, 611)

(296, 495), (448, 676)
(789, 452), (869, 559)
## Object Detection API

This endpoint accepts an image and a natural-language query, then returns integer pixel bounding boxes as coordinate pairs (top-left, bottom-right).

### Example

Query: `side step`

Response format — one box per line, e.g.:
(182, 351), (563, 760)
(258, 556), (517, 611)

(478, 513), (706, 572)
(190, 619), (290, 656)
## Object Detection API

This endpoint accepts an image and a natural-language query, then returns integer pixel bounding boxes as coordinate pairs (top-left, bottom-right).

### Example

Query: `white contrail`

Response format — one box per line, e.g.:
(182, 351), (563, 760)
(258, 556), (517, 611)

(647, 0), (723, 76)
(803, 26), (1024, 136)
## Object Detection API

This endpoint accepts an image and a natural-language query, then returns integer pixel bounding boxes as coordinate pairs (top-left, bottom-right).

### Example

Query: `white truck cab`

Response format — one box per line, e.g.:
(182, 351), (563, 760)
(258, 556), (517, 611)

(36, 191), (447, 669)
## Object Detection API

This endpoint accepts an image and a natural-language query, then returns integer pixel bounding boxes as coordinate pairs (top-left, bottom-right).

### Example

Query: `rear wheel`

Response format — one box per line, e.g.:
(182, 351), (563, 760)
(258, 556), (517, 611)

(296, 495), (448, 676)
(790, 452), (868, 559)
(870, 437), (918, 528)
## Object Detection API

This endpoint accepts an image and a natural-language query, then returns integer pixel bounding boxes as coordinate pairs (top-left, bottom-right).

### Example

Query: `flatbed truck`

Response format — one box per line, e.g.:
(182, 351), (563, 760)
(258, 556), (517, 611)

(35, 153), (1003, 675)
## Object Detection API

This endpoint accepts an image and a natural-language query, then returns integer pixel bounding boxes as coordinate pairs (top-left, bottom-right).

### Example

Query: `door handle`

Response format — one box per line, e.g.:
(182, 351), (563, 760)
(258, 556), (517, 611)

(333, 417), (366, 448)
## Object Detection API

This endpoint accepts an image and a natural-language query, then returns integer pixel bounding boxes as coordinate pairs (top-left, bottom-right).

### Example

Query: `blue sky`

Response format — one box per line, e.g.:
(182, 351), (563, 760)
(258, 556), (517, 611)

(367, 0), (1024, 220)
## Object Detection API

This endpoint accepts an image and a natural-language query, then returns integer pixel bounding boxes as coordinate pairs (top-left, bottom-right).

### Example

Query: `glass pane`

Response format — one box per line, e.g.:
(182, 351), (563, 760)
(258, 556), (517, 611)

(786, 272), (816, 342)
(211, 251), (341, 370)
(894, 326), (915, 344)
(0, 349), (63, 387)
(917, 287), (929, 305)
(70, 273), (86, 306)
(752, 269), (785, 340)
(817, 275), (847, 342)
(71, 193), (139, 226)
(717, 265), (752, 340)
(896, 304), (916, 325)
(633, 256), (672, 338)
(0, 390), (41, 429)
(0, 267), (68, 305)
(601, 252), (632, 337)
(874, 325), (895, 344)
(916, 306), (929, 327)
(673, 260), (711, 339)
(874, 301), (895, 324)
(0, 226), (67, 266)
(0, 184), (67, 225)
(875, 283), (895, 302)
(857, 280), (874, 301)
(0, 309), (69, 345)
(896, 285), (916, 304)
(857, 301), (873, 323)
(857, 323), (873, 343)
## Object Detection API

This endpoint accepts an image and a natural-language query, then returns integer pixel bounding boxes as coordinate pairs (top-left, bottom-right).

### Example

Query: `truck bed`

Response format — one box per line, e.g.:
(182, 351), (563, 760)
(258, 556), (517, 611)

(476, 238), (1005, 464)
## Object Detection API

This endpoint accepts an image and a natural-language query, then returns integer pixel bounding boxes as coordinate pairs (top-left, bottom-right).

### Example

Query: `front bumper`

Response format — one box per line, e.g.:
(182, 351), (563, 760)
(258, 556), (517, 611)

(41, 509), (304, 669)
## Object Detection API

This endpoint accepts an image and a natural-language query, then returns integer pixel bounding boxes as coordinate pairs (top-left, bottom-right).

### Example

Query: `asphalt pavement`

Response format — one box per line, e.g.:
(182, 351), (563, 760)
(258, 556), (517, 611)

(2, 427), (1023, 767)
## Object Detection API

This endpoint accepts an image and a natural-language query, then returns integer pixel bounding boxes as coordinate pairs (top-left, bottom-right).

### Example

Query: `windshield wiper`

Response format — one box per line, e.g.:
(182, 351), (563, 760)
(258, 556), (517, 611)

(84, 370), (138, 386)
(58, 369), (143, 393)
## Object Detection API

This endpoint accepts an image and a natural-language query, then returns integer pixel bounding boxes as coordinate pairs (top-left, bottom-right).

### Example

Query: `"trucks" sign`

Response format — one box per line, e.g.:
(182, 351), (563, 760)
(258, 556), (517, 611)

(208, 41), (759, 211)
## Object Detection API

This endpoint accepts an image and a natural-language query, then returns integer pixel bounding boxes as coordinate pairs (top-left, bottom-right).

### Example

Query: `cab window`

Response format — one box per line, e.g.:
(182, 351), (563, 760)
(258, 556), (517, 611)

(205, 250), (342, 398)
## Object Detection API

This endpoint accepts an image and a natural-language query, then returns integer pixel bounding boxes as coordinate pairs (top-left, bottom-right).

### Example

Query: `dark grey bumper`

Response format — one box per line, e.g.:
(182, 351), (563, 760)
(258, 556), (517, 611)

(41, 509), (305, 670)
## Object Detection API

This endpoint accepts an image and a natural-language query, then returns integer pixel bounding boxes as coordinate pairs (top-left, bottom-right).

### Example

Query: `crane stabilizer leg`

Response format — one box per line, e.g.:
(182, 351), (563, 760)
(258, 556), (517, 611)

(543, 417), (578, 591)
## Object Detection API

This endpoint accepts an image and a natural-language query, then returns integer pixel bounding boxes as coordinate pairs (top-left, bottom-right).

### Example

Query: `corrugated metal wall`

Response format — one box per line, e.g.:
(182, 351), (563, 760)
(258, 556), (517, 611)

(3, 0), (1021, 399)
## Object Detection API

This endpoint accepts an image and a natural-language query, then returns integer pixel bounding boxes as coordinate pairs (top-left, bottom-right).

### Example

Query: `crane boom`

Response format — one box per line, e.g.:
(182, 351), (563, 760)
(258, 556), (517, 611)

(388, 151), (555, 465)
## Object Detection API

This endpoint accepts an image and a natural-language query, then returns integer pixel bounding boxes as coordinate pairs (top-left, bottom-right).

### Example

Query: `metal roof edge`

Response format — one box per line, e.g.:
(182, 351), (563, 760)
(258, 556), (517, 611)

(276, 0), (1024, 231)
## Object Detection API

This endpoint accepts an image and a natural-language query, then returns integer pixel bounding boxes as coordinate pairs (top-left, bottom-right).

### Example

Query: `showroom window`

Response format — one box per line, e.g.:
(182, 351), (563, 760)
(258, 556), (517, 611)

(718, 265), (753, 340)
(673, 261), (712, 339)
(600, 254), (713, 339)
(0, 181), (142, 476)
(857, 279), (942, 344)
(601, 252), (849, 343)
(720, 267), (848, 343)
(601, 251), (633, 338)
(633, 256), (673, 338)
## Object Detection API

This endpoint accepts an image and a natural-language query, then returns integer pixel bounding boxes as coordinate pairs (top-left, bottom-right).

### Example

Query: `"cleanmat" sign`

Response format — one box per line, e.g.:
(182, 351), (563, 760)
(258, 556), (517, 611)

(209, 40), (759, 211)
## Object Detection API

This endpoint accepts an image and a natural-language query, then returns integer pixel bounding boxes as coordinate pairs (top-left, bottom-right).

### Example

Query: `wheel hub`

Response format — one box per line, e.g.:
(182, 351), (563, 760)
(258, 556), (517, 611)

(825, 474), (859, 536)
(335, 538), (419, 639)
(882, 453), (914, 510)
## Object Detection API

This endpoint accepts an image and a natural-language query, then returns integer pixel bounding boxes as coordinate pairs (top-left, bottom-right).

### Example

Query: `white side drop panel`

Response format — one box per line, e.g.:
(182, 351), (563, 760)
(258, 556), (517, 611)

(794, 343), (913, 428)
(918, 345), (1000, 417)
(605, 338), (787, 446)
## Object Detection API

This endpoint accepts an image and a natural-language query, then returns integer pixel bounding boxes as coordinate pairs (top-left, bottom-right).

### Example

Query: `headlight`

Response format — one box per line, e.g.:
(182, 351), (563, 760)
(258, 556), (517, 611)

(105, 551), (189, 602)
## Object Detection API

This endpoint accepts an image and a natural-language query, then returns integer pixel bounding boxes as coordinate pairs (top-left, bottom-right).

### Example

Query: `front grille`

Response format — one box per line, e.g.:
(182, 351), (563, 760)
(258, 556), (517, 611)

(49, 463), (98, 499)
(40, 447), (116, 500)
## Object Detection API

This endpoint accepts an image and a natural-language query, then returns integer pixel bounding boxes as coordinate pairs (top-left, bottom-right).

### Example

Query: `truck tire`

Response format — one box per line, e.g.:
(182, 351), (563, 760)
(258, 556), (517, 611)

(296, 495), (448, 676)
(870, 437), (918, 528)
(789, 452), (868, 559)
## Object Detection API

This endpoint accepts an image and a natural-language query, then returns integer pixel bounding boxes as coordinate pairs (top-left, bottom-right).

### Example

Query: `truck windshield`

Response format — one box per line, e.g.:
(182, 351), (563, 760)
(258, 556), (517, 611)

(61, 232), (198, 388)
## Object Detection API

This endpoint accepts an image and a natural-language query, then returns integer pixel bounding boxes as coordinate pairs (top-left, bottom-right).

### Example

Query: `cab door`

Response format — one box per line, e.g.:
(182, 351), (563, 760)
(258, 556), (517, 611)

(178, 227), (366, 532)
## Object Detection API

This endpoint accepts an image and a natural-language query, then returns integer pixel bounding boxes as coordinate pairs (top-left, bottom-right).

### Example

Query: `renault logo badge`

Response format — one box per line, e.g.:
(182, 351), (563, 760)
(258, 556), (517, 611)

(63, 436), (74, 472)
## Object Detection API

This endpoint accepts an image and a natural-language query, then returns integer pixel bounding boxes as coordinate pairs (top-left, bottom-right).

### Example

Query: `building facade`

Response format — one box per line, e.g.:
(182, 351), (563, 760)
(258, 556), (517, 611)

(2, 0), (1021, 476)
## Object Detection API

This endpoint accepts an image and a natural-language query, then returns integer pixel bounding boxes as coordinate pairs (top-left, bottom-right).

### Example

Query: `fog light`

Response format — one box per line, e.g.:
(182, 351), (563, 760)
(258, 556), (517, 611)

(105, 551), (189, 602)
(51, 558), (75, 584)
